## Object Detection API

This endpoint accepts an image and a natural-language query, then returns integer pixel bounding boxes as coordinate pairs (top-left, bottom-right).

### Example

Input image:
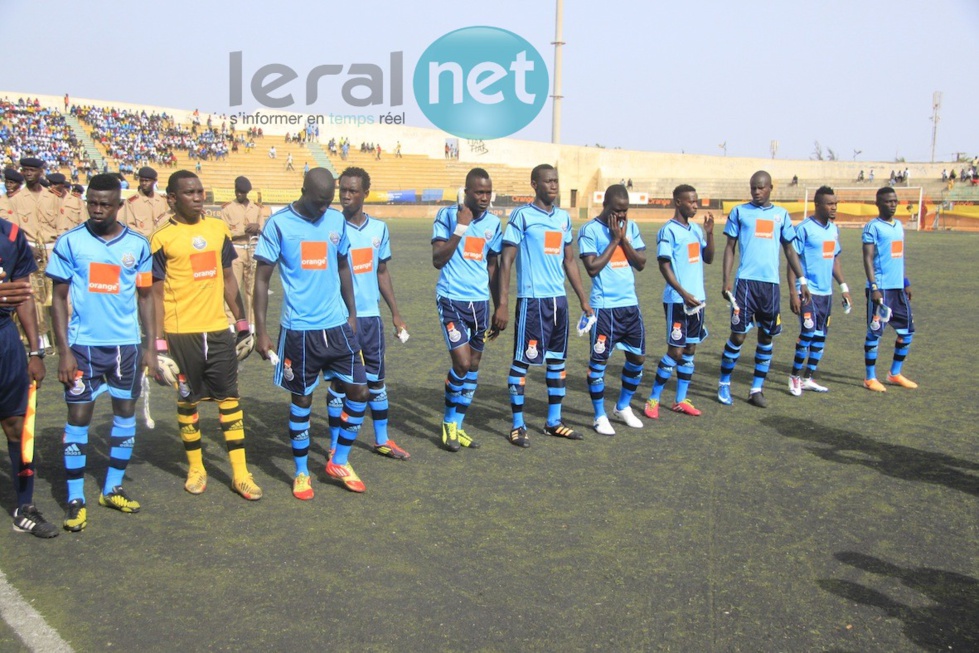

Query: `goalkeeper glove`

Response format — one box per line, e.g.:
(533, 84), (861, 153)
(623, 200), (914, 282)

(154, 338), (180, 387)
(235, 319), (254, 361)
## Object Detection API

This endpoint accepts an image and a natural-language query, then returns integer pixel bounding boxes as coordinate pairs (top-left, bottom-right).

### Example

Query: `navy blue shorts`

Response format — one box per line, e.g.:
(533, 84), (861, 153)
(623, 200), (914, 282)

(796, 294), (832, 334)
(436, 296), (488, 353)
(514, 296), (569, 365)
(65, 344), (143, 403)
(590, 305), (645, 362)
(866, 288), (915, 337)
(355, 316), (385, 382)
(730, 279), (782, 336)
(275, 324), (367, 395)
(664, 302), (708, 347)
(0, 320), (28, 419)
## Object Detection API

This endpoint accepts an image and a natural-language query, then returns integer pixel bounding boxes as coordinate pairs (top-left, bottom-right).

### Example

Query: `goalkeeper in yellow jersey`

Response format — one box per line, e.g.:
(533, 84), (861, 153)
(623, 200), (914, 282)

(151, 171), (260, 500)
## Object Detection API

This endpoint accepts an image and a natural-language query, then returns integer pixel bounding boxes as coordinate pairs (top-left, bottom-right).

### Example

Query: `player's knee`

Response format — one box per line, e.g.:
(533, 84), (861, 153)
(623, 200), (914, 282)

(347, 384), (370, 403)
(367, 380), (384, 391)
(668, 346), (684, 360)
(626, 353), (645, 366)
(291, 393), (313, 410)
(729, 332), (746, 346)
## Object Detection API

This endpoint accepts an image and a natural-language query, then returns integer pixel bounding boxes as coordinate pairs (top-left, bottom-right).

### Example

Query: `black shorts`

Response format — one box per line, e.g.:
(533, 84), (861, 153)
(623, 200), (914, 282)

(0, 320), (28, 419)
(167, 330), (238, 402)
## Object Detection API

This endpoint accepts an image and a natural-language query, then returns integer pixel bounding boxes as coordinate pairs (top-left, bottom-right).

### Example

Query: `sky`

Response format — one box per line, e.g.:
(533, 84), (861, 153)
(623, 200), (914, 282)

(2, 0), (976, 162)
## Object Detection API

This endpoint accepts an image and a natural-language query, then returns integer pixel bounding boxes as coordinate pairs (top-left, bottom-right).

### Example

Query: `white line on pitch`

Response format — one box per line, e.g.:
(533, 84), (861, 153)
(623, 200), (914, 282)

(0, 566), (72, 652)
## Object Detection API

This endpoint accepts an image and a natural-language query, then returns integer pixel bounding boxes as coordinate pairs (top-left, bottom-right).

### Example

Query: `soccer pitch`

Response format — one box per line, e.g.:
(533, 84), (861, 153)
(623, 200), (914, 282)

(2, 218), (976, 652)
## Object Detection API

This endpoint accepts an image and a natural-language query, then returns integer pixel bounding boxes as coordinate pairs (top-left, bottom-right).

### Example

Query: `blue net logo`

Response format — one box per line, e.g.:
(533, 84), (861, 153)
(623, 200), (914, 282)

(413, 26), (549, 140)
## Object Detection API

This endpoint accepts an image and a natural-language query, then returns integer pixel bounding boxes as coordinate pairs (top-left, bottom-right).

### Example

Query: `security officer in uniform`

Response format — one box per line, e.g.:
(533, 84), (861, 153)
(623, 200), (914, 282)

(121, 166), (168, 238)
(0, 168), (24, 219)
(48, 172), (87, 233)
(219, 176), (263, 327)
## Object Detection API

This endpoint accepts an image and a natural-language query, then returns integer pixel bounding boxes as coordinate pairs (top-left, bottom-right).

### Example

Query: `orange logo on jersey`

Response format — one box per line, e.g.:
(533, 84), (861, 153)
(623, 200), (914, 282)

(891, 241), (904, 258)
(88, 262), (121, 294)
(463, 236), (486, 261)
(543, 231), (563, 255)
(190, 251), (218, 280)
(754, 219), (775, 239)
(822, 240), (836, 259)
(350, 248), (373, 274)
(609, 246), (628, 268)
(687, 242), (700, 263)
(300, 242), (328, 270)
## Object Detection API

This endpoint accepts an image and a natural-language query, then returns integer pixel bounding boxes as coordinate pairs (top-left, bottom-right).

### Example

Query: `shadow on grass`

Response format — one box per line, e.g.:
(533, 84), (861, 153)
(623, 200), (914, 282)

(821, 551), (979, 652)
(763, 416), (979, 496)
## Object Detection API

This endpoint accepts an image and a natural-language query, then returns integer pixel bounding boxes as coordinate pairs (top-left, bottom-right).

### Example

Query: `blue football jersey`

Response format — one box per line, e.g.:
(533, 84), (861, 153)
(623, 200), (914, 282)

(577, 217), (645, 308)
(346, 215), (391, 318)
(254, 205), (350, 330)
(723, 203), (796, 284)
(432, 205), (502, 301)
(793, 217), (840, 295)
(46, 223), (152, 346)
(504, 203), (574, 299)
(861, 217), (905, 290)
(656, 219), (708, 303)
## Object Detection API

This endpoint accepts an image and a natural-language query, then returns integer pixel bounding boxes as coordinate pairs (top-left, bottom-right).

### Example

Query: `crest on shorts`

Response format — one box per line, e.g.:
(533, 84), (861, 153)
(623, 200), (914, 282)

(192, 236), (207, 250)
(593, 335), (606, 355)
(803, 313), (814, 330)
(526, 339), (539, 359)
(671, 322), (683, 341)
(731, 309), (741, 326)
(121, 252), (136, 269)
(177, 374), (191, 398)
(371, 236), (381, 249)
(871, 316), (882, 332)
(446, 322), (462, 343)
(69, 376), (85, 396)
(283, 358), (295, 381)
(329, 232), (340, 245)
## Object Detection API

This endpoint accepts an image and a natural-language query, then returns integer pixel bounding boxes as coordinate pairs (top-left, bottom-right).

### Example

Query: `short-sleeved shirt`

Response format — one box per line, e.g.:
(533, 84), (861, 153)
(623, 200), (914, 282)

(46, 223), (152, 346)
(723, 202), (796, 284)
(577, 217), (646, 308)
(503, 203), (573, 298)
(122, 192), (170, 239)
(346, 215), (390, 318)
(793, 217), (840, 296)
(219, 200), (263, 240)
(0, 218), (38, 325)
(10, 186), (61, 243)
(151, 217), (237, 334)
(656, 219), (708, 304)
(432, 205), (502, 302)
(862, 217), (905, 290)
(254, 204), (350, 330)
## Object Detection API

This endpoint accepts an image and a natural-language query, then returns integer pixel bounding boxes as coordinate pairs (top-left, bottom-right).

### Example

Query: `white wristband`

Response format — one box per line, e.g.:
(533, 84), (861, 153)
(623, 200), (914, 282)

(453, 224), (467, 238)
(798, 276), (808, 285)
(839, 283), (849, 293)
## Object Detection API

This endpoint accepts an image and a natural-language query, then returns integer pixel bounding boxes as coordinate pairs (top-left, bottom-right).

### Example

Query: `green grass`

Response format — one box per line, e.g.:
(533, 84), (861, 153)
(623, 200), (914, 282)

(2, 219), (976, 652)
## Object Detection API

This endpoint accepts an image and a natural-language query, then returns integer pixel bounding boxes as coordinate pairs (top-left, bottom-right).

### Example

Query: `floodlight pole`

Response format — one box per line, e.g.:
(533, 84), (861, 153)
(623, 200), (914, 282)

(930, 91), (942, 163)
(551, 0), (564, 144)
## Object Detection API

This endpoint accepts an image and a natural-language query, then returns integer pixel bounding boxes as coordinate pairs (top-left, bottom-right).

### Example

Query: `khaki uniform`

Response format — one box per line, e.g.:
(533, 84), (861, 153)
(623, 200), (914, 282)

(58, 193), (88, 232)
(219, 200), (264, 326)
(0, 193), (15, 223)
(121, 191), (169, 238)
(8, 186), (61, 345)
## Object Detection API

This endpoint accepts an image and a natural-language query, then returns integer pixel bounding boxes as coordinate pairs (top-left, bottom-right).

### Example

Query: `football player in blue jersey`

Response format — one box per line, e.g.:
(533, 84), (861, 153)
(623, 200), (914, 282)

(254, 169), (371, 496)
(431, 168), (503, 452)
(645, 184), (714, 419)
(326, 167), (410, 461)
(717, 171), (810, 408)
(495, 164), (593, 446)
(786, 186), (852, 395)
(861, 186), (916, 391)
(577, 185), (648, 435)
(48, 174), (156, 530)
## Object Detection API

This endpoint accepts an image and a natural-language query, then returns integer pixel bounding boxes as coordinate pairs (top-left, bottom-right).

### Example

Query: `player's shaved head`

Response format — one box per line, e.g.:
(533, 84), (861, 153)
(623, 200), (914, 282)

(750, 170), (772, 188)
(603, 184), (629, 206)
(297, 168), (336, 218)
(166, 170), (199, 194)
(531, 163), (556, 184)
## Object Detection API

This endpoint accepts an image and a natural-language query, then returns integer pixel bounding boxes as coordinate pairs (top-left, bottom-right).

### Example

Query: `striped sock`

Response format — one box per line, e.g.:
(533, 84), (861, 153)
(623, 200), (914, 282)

(327, 387), (344, 453)
(587, 361), (607, 418)
(177, 401), (203, 471)
(806, 332), (826, 378)
(369, 385), (389, 446)
(649, 354), (676, 402)
(455, 371), (478, 430)
(103, 415), (136, 494)
(545, 361), (567, 427)
(864, 334), (880, 379)
(720, 339), (742, 384)
(218, 399), (248, 479)
(676, 354), (695, 403)
(508, 361), (529, 428)
(890, 334), (912, 376)
(751, 342), (774, 391)
(616, 361), (643, 411)
(792, 334), (812, 376)
(331, 399), (366, 466)
(63, 423), (88, 503)
(444, 369), (464, 424)
(289, 402), (311, 476)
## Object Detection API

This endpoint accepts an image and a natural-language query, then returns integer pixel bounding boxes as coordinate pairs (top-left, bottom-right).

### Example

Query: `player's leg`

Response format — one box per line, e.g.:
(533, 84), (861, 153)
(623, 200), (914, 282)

(357, 316), (407, 458)
(611, 307), (644, 428)
(648, 304), (683, 417)
(673, 342), (702, 416)
(98, 344), (144, 513)
(168, 333), (209, 492)
(437, 297), (472, 452)
(801, 296), (831, 392)
(790, 307), (814, 396)
(863, 290), (886, 392)
(748, 282), (781, 407)
(508, 298), (543, 445)
(587, 309), (614, 434)
(885, 290), (917, 388)
(289, 392), (314, 500)
(718, 280), (749, 405)
(326, 329), (369, 492)
(749, 331), (774, 407)
(540, 297), (578, 440)
(452, 301), (488, 450)
(275, 328), (318, 498)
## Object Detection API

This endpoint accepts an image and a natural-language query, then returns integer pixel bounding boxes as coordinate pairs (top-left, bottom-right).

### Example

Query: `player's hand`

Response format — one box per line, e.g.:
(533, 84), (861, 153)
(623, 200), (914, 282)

(347, 315), (357, 334)
(456, 203), (473, 226)
(0, 279), (34, 307)
(905, 286), (912, 302)
(799, 285), (812, 305)
(142, 349), (158, 377)
(255, 332), (274, 360)
(703, 212), (715, 232)
(581, 301), (594, 317)
(789, 293), (802, 315)
(235, 326), (255, 362)
(27, 354), (45, 386)
(392, 314), (407, 335)
(871, 289), (884, 305)
(58, 349), (79, 386)
(721, 284), (733, 302)
(492, 304), (509, 333)
(682, 293), (701, 310)
(841, 291), (852, 308)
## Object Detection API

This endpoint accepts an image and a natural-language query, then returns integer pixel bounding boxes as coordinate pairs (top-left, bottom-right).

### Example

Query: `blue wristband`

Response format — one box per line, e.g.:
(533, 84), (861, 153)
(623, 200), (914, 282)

(904, 277), (910, 288)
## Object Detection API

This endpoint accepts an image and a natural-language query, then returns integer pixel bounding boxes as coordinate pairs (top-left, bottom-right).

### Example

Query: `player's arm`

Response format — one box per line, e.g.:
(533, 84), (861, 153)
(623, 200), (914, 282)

(658, 258), (700, 309)
(832, 254), (851, 307)
(721, 235), (737, 295)
(617, 220), (646, 271)
(376, 260), (406, 333)
(253, 261), (276, 359)
(782, 240), (811, 304)
(337, 253), (357, 333)
(580, 225), (622, 277)
(222, 265), (246, 322)
(13, 276), (45, 385)
(702, 213), (716, 264)
(492, 244), (517, 332)
(862, 242), (882, 304)
(432, 205), (472, 269)
(50, 281), (76, 386)
(137, 285), (157, 373)
(563, 242), (592, 316)
(786, 262), (802, 315)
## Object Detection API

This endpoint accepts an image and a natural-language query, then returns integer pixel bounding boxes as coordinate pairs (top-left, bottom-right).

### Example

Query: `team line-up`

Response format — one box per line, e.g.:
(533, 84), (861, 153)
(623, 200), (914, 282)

(0, 161), (916, 537)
